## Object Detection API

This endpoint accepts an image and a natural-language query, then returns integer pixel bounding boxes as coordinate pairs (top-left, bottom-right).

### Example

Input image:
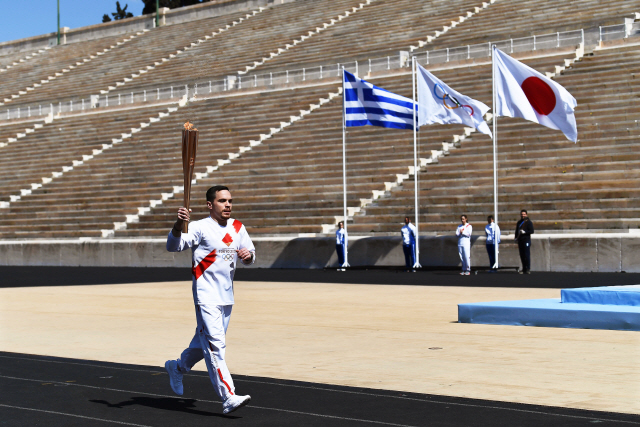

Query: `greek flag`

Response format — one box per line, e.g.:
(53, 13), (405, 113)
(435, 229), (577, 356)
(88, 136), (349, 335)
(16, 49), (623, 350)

(343, 70), (416, 130)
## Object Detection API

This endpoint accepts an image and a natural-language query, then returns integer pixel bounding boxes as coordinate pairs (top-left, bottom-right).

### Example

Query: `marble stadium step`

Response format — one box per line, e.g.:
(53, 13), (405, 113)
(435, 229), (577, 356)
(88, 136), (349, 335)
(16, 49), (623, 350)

(347, 219), (640, 234)
(10, 11), (250, 106)
(421, 0), (639, 52)
(120, 0), (366, 93)
(352, 208), (640, 225)
(0, 33), (128, 106)
(253, 0), (486, 73)
(378, 188), (640, 207)
(362, 199), (640, 217)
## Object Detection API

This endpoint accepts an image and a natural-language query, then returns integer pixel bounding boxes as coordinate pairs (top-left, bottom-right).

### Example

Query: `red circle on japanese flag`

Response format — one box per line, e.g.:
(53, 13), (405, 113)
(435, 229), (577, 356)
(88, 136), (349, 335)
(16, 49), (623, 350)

(521, 77), (556, 115)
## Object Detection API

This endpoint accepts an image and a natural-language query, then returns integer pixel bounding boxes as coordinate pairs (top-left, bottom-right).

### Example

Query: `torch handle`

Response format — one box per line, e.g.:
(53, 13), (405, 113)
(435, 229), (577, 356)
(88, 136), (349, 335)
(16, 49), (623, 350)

(181, 129), (198, 233)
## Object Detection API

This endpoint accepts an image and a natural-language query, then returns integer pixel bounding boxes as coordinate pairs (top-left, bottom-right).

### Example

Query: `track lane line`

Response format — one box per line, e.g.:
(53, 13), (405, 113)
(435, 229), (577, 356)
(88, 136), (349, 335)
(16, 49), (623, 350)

(0, 403), (152, 426)
(0, 354), (164, 374)
(2, 355), (639, 425)
(0, 375), (417, 427)
(233, 378), (640, 424)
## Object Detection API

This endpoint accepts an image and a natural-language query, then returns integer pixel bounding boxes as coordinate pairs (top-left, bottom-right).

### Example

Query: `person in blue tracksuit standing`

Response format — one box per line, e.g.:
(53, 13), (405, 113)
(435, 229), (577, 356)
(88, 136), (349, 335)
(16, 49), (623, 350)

(336, 221), (347, 270)
(401, 217), (417, 272)
(485, 215), (501, 271)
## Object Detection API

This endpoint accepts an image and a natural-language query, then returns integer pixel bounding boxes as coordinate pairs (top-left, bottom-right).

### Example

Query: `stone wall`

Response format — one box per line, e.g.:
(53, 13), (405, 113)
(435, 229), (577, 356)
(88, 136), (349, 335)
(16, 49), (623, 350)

(1, 234), (638, 272)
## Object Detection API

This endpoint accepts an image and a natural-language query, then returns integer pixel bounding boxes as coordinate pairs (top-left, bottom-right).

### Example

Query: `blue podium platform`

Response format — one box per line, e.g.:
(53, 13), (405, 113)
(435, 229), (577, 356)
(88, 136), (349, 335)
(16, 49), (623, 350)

(458, 285), (640, 331)
(561, 285), (640, 306)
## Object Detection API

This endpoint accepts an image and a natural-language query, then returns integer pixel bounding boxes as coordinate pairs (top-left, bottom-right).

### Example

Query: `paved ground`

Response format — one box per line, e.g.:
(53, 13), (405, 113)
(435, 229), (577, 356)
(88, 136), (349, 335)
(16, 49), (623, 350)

(1, 267), (640, 426)
(2, 352), (639, 427)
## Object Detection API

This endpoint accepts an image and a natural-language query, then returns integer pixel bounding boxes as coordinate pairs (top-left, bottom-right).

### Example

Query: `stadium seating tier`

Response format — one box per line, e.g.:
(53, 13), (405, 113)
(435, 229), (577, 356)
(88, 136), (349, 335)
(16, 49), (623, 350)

(1, 0), (639, 239)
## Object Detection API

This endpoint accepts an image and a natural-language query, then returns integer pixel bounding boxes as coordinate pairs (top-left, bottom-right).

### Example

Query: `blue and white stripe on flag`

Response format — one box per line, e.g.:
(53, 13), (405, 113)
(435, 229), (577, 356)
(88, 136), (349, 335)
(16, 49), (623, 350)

(343, 70), (416, 130)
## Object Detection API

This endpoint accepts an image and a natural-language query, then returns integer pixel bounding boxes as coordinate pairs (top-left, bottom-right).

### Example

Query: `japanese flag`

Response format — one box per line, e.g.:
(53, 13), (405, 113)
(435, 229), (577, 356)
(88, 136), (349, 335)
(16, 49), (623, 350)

(494, 48), (578, 142)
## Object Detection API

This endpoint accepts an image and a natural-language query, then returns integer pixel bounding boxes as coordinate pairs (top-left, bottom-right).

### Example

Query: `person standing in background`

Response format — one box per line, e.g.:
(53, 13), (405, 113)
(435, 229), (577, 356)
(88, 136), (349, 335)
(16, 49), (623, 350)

(515, 209), (534, 274)
(485, 215), (501, 272)
(401, 217), (417, 272)
(456, 215), (472, 275)
(336, 221), (347, 271)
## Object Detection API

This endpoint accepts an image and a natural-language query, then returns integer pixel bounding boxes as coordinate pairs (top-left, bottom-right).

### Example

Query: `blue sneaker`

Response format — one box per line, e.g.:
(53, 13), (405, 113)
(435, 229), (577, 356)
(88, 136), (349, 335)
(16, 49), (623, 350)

(164, 360), (183, 396)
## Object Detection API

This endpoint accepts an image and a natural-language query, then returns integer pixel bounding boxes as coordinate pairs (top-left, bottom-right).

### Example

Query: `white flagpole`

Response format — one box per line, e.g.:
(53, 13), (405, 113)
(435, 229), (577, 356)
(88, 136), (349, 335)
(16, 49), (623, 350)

(341, 67), (350, 268)
(412, 57), (421, 269)
(492, 45), (499, 269)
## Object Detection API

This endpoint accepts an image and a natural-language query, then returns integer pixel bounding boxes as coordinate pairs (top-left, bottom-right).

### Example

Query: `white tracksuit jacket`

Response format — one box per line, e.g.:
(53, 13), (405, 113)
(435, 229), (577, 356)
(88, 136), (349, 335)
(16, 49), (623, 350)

(167, 216), (255, 306)
(166, 216), (255, 401)
(456, 223), (472, 272)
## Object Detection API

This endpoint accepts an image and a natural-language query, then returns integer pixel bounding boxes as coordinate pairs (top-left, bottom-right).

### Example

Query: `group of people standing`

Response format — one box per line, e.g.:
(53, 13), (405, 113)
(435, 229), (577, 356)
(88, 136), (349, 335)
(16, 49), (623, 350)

(336, 217), (420, 272)
(455, 214), (502, 275)
(456, 209), (534, 274)
(335, 210), (535, 274)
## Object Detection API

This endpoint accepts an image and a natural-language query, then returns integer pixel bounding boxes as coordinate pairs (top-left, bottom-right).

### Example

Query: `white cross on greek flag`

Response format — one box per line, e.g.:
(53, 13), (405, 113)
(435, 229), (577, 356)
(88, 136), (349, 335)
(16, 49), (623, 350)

(343, 70), (416, 130)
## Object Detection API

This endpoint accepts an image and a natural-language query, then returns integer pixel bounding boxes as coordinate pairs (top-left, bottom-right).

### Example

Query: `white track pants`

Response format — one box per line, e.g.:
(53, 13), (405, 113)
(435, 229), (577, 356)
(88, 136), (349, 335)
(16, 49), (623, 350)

(458, 242), (471, 272)
(177, 304), (235, 401)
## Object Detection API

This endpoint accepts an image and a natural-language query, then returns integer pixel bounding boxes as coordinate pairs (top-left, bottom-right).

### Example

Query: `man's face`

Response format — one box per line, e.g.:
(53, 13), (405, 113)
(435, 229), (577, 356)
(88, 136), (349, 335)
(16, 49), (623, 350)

(461, 216), (467, 224)
(404, 217), (410, 225)
(521, 211), (528, 220)
(207, 190), (232, 221)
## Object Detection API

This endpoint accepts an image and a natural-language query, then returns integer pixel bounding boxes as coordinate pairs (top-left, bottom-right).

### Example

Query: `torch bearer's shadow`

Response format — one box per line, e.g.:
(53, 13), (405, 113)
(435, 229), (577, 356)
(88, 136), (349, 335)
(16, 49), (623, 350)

(90, 397), (239, 419)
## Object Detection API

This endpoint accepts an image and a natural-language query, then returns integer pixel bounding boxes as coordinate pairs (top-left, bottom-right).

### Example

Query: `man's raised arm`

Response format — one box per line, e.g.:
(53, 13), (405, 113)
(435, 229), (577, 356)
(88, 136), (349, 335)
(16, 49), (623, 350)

(167, 207), (192, 252)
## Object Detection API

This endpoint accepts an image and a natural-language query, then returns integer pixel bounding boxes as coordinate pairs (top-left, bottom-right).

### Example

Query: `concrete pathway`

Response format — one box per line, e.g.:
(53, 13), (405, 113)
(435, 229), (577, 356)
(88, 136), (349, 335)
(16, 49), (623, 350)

(1, 281), (638, 414)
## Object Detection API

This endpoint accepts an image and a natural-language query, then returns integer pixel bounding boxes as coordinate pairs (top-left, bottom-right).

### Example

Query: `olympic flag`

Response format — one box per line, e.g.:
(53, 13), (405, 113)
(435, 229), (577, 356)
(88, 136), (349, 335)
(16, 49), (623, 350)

(494, 48), (577, 142)
(416, 64), (492, 137)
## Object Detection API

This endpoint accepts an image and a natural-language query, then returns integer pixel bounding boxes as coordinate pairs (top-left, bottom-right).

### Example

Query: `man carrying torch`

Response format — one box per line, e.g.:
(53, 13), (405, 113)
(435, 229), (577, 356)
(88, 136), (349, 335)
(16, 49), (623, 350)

(165, 185), (255, 414)
(164, 124), (255, 414)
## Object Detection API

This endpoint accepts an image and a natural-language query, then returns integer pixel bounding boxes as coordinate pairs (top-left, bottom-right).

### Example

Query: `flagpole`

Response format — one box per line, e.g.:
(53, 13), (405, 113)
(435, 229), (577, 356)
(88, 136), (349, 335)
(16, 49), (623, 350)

(341, 67), (350, 268)
(411, 57), (421, 269)
(491, 45), (499, 270)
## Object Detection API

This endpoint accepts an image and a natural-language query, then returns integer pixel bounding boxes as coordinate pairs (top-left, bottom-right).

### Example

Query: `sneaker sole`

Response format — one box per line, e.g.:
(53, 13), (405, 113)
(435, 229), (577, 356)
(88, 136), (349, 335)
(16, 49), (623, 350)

(223, 396), (251, 414)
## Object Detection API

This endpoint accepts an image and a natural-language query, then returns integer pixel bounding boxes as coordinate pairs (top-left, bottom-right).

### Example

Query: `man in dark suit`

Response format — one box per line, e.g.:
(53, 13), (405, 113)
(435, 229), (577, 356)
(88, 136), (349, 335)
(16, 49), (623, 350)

(515, 210), (534, 274)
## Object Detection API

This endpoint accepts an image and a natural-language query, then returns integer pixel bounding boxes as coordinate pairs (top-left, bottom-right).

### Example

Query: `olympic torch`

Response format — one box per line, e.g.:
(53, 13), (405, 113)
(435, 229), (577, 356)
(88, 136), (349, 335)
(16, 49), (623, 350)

(181, 121), (198, 233)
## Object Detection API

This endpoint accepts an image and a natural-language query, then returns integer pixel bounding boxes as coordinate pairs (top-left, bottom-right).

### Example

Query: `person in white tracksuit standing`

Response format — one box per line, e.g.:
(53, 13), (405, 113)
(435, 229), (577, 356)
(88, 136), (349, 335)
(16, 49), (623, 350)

(456, 214), (472, 275)
(165, 185), (255, 415)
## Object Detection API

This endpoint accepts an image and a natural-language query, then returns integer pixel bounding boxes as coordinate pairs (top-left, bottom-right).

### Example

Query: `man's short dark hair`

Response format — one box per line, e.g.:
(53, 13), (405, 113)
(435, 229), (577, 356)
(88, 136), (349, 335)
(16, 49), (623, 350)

(488, 215), (494, 221)
(461, 214), (468, 219)
(521, 209), (528, 214)
(338, 221), (344, 226)
(206, 185), (229, 202)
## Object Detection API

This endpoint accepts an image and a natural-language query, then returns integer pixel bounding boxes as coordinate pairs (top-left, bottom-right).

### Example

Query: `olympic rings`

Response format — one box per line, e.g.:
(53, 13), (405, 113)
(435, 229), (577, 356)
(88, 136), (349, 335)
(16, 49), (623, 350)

(223, 253), (235, 261)
(433, 83), (448, 99)
(433, 83), (474, 116)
